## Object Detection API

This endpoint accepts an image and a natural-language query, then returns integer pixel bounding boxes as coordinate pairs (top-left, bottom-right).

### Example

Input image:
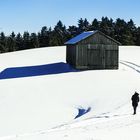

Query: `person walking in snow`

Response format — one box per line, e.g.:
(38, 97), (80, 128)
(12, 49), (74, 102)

(131, 92), (139, 115)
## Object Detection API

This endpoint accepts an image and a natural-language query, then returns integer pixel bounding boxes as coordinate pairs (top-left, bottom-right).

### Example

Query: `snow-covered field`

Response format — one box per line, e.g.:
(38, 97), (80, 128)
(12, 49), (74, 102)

(0, 46), (140, 140)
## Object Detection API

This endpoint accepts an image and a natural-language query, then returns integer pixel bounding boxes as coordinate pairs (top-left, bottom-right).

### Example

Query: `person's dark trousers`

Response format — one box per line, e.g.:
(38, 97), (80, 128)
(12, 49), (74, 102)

(133, 106), (137, 115)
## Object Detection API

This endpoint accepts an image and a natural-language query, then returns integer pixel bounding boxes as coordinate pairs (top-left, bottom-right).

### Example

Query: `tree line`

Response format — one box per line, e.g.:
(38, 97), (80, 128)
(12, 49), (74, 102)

(0, 17), (140, 53)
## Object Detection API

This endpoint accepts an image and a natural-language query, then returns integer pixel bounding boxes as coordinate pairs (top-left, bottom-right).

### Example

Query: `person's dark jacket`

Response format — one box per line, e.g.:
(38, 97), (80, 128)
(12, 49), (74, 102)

(131, 92), (139, 107)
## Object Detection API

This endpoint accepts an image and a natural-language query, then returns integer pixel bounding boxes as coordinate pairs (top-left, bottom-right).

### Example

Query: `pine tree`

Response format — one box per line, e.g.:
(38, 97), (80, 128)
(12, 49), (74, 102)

(8, 32), (17, 51)
(67, 25), (78, 39)
(0, 32), (7, 52)
(10, 31), (16, 38)
(16, 33), (23, 50)
(39, 26), (49, 47)
(136, 27), (140, 45)
(30, 33), (39, 48)
(78, 18), (89, 33)
(127, 19), (136, 45)
(114, 18), (127, 44)
(89, 18), (100, 31)
(23, 31), (31, 49)
(6, 36), (16, 52)
(52, 20), (68, 46)
(100, 17), (115, 37)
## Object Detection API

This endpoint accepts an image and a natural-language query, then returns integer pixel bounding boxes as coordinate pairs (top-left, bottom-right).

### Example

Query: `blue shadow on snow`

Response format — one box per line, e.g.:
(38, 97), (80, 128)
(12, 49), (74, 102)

(75, 107), (91, 119)
(0, 62), (78, 80)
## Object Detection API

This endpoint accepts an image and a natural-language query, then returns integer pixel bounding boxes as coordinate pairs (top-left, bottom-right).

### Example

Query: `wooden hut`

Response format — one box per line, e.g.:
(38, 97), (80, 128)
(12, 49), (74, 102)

(65, 30), (121, 70)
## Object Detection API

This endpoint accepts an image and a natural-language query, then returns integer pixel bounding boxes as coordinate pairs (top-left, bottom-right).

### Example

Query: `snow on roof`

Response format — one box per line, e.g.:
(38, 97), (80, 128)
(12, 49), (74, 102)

(65, 31), (97, 45)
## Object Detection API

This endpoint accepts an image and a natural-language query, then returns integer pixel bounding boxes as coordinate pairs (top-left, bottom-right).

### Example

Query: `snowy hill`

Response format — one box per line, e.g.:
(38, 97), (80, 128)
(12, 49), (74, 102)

(0, 46), (140, 140)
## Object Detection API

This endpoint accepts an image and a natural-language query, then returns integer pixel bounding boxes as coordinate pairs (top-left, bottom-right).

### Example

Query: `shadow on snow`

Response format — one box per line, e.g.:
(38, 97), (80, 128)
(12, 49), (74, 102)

(75, 107), (91, 119)
(0, 62), (79, 80)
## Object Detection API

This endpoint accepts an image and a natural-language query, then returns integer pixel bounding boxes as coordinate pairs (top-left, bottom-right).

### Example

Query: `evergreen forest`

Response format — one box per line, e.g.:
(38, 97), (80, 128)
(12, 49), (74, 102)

(0, 17), (140, 53)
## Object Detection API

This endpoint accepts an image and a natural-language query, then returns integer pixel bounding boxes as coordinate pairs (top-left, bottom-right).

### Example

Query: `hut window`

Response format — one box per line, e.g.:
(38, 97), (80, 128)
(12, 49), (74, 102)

(88, 44), (91, 49)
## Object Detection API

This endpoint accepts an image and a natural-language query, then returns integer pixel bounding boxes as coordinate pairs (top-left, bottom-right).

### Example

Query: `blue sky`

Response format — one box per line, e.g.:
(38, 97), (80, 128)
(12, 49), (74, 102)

(0, 0), (140, 35)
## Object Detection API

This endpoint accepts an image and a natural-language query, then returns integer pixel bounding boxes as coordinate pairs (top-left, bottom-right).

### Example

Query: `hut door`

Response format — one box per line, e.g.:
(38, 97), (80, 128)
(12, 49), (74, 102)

(87, 45), (106, 69)
(87, 49), (100, 68)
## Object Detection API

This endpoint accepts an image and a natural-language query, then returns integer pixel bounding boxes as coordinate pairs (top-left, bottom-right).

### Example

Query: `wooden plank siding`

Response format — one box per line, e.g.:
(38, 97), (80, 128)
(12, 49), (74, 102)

(66, 45), (76, 66)
(76, 44), (88, 69)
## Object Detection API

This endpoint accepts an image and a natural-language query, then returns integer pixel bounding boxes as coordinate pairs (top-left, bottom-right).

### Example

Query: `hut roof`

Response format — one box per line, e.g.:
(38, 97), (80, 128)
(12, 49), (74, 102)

(65, 31), (97, 45)
(65, 30), (121, 45)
